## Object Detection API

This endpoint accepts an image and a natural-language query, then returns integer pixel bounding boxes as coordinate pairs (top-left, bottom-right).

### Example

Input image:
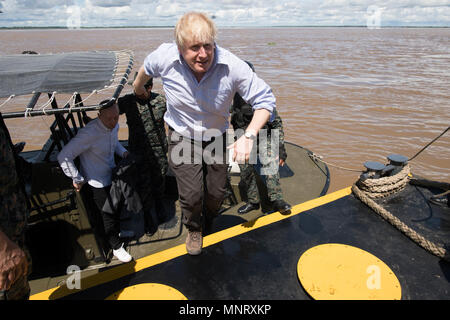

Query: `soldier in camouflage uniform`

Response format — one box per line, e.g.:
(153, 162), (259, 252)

(118, 78), (169, 234)
(230, 62), (291, 215)
(0, 114), (31, 300)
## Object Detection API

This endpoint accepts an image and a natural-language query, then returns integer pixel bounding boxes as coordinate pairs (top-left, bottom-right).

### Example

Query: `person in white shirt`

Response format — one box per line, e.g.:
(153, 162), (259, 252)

(133, 12), (276, 255)
(57, 100), (132, 263)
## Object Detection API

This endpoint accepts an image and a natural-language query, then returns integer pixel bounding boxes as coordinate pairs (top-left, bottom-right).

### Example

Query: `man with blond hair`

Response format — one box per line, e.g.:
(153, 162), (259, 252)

(133, 12), (276, 255)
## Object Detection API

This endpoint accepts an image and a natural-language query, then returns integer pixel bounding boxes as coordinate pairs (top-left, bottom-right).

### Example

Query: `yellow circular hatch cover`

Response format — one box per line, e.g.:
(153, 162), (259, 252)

(106, 283), (187, 300)
(297, 243), (401, 300)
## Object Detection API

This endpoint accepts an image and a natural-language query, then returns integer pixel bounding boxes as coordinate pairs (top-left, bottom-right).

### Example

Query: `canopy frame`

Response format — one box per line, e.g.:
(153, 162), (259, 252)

(0, 50), (134, 161)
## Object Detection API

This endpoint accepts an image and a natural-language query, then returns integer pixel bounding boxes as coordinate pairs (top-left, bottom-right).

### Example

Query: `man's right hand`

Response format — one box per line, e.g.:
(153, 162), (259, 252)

(0, 231), (28, 292)
(133, 65), (152, 101)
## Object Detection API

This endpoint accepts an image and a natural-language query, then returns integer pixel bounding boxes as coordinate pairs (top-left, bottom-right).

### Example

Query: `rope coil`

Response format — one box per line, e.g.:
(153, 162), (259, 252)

(352, 166), (450, 262)
(355, 164), (411, 198)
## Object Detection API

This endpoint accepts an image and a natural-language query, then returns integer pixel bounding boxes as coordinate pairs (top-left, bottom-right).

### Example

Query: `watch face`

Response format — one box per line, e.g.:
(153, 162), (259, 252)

(245, 131), (255, 139)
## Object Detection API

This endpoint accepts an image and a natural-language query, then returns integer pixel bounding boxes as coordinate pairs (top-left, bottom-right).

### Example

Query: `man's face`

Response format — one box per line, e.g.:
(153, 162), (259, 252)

(180, 39), (215, 81)
(99, 104), (119, 130)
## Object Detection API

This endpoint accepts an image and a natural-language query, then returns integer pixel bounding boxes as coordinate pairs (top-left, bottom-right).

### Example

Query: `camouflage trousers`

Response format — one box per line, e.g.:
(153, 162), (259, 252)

(239, 141), (283, 203)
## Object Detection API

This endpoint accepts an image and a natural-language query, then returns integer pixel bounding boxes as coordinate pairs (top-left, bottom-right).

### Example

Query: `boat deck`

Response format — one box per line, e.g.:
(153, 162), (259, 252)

(31, 178), (450, 300)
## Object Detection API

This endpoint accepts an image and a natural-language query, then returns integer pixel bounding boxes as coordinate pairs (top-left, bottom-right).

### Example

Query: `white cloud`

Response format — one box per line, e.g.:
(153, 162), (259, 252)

(0, 0), (448, 27)
(90, 0), (131, 7)
(154, 0), (184, 18)
(15, 0), (73, 9)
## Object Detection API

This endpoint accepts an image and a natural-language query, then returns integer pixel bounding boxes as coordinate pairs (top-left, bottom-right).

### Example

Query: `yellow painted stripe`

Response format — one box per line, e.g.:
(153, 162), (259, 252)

(30, 186), (352, 300)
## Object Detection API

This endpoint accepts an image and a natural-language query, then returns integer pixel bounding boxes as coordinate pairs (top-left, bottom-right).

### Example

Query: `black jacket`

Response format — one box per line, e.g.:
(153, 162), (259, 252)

(102, 154), (144, 220)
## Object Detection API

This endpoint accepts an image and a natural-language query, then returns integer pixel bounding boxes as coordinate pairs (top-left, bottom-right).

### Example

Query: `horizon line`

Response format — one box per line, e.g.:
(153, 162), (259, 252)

(1, 25), (449, 29)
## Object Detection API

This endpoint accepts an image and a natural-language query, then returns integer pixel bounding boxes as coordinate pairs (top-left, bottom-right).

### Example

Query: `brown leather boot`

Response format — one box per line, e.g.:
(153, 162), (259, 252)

(186, 230), (203, 255)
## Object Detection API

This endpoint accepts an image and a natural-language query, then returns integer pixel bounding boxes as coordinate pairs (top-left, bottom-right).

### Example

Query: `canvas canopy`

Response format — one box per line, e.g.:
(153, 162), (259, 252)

(0, 51), (129, 98)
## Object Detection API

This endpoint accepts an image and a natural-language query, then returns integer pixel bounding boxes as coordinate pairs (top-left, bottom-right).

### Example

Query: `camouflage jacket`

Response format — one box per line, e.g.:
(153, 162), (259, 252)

(0, 113), (28, 246)
(118, 92), (168, 157)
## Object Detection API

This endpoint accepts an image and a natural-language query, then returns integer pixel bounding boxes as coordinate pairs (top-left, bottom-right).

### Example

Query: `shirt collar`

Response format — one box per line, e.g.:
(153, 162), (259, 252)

(214, 44), (228, 65)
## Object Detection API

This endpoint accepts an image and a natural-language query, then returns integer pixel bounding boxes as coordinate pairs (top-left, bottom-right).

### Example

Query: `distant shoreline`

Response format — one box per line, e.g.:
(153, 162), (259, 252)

(0, 25), (449, 30)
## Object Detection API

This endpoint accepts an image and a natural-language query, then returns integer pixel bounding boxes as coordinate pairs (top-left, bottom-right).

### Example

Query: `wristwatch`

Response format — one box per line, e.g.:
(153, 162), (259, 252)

(244, 130), (257, 140)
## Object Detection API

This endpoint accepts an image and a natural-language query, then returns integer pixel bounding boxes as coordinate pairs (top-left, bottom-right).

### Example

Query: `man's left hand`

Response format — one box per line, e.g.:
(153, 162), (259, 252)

(228, 135), (255, 164)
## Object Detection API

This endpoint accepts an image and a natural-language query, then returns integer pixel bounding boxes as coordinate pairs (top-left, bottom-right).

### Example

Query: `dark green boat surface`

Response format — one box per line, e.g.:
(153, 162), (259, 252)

(27, 141), (331, 297)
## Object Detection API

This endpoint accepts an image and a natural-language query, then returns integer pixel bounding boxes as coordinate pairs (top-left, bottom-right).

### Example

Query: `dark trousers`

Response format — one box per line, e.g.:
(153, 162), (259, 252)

(168, 128), (228, 231)
(88, 184), (121, 250)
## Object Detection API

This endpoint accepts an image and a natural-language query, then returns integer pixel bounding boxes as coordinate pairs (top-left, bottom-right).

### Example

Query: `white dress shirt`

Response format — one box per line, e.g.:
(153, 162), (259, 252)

(143, 43), (276, 141)
(57, 118), (127, 188)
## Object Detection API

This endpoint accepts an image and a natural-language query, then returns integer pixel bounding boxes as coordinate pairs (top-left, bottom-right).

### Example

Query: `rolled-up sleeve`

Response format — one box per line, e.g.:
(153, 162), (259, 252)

(143, 43), (174, 78)
(57, 131), (90, 184)
(234, 59), (276, 121)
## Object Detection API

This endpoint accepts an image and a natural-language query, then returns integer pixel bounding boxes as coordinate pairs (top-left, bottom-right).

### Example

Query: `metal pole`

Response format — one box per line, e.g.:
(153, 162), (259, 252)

(112, 55), (134, 101)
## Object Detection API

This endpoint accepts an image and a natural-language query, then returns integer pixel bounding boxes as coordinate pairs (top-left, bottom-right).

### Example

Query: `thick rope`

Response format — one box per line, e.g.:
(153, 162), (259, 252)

(352, 166), (450, 262)
(355, 164), (411, 198)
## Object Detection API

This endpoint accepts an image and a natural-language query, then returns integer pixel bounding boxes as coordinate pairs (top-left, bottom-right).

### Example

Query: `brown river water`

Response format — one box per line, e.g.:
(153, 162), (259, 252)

(0, 27), (449, 193)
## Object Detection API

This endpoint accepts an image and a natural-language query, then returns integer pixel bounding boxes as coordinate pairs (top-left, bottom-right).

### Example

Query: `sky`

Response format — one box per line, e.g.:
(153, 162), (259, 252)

(0, 0), (449, 28)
